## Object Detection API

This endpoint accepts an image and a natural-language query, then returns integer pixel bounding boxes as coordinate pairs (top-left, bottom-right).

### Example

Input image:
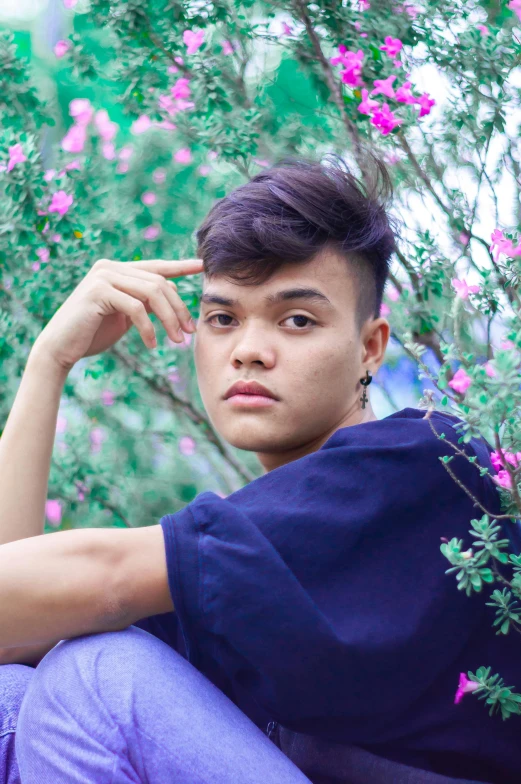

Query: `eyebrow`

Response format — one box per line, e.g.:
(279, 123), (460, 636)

(201, 287), (333, 308)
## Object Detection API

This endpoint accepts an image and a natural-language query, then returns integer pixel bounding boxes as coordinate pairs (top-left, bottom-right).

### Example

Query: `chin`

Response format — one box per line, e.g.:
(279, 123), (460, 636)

(213, 419), (280, 453)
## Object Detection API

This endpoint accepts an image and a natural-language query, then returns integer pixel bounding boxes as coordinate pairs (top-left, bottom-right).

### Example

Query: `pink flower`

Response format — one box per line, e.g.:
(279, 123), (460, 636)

(501, 338), (516, 350)
(331, 47), (364, 88)
(36, 247), (50, 263)
(141, 191), (157, 206)
(61, 123), (86, 153)
(448, 368), (472, 394)
(451, 278), (481, 299)
(32, 262), (40, 272)
(399, 1), (419, 18)
(416, 92), (436, 117)
(179, 436), (196, 456)
(48, 190), (73, 216)
(387, 285), (400, 301)
(380, 303), (391, 317)
(7, 143), (26, 172)
(484, 361), (496, 378)
(490, 229), (521, 260)
(459, 231), (470, 245)
(281, 21), (293, 36)
(63, 0), (78, 7)
(45, 499), (62, 527)
(143, 225), (161, 240)
(94, 109), (118, 141)
(222, 40), (234, 55)
(454, 673), (480, 704)
(153, 167), (167, 183)
(380, 36), (403, 58)
(371, 74), (397, 99)
(76, 481), (88, 502)
(64, 159), (81, 172)
(119, 145), (134, 161)
(102, 142), (116, 160)
(168, 64), (179, 74)
(69, 98), (93, 125)
(493, 470), (512, 489)
(183, 29), (205, 55)
(490, 450), (521, 472)
(44, 169), (56, 182)
(359, 0), (370, 8)
(174, 99), (194, 112)
(358, 88), (379, 116)
(90, 427), (106, 454)
(207, 150), (218, 160)
(477, 24), (489, 36)
(131, 115), (153, 135)
(395, 80), (415, 104)
(54, 40), (70, 58)
(370, 103), (402, 135)
(171, 77), (191, 100)
(199, 164), (211, 176)
(101, 389), (114, 406)
(158, 94), (177, 116)
(174, 147), (192, 164)
(393, 59), (403, 68)
(509, 0), (521, 21)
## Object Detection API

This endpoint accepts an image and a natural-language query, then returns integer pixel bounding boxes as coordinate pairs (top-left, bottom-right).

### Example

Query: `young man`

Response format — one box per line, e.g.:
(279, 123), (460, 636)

(0, 156), (520, 784)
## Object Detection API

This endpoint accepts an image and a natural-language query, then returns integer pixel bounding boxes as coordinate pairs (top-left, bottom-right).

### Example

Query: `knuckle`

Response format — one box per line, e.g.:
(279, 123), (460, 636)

(130, 300), (145, 316)
(93, 258), (110, 271)
(149, 282), (163, 298)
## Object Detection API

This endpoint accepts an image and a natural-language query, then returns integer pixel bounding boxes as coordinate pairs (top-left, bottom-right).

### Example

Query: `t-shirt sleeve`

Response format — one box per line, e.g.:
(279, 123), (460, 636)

(159, 413), (498, 736)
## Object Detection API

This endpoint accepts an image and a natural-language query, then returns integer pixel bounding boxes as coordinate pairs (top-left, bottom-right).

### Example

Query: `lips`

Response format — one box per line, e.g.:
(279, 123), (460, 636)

(224, 381), (278, 400)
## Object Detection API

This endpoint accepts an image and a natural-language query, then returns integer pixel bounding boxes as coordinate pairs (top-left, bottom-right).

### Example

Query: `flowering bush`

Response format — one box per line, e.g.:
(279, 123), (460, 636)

(3, 0), (521, 720)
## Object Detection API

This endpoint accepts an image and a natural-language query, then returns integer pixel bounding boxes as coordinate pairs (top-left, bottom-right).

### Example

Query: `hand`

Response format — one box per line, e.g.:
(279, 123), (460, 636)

(32, 257), (204, 371)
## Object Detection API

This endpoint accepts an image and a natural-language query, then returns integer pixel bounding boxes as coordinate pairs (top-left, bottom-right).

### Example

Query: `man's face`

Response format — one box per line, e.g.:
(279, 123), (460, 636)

(194, 249), (389, 471)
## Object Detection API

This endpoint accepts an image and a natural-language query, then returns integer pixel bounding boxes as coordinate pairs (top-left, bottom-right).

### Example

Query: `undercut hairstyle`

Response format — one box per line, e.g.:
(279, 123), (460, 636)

(195, 154), (397, 332)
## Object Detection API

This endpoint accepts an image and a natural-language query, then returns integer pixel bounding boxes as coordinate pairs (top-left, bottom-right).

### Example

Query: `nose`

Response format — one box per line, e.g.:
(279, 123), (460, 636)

(230, 323), (276, 369)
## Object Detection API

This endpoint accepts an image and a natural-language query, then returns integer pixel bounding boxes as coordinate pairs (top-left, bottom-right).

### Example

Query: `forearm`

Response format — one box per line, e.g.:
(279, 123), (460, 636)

(0, 528), (126, 648)
(0, 639), (63, 667)
(0, 342), (69, 546)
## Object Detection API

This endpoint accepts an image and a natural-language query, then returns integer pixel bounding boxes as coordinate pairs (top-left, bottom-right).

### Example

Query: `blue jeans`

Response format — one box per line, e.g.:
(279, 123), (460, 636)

(0, 626), (491, 784)
(0, 626), (311, 783)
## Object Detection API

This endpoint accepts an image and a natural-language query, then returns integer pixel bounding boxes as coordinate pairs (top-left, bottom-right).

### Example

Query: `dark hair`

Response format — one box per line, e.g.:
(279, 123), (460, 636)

(196, 154), (397, 331)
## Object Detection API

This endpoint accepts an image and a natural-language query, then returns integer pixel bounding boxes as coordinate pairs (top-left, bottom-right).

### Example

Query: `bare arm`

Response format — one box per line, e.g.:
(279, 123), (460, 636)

(0, 639), (63, 667)
(0, 525), (173, 649)
(0, 342), (68, 547)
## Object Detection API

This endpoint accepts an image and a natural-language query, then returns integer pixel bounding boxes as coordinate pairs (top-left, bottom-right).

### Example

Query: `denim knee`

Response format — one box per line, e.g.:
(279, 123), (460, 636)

(0, 664), (34, 784)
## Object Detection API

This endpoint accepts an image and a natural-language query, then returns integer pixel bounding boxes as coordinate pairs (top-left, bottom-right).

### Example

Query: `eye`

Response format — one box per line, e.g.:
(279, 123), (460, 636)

(205, 313), (236, 327)
(283, 315), (316, 329)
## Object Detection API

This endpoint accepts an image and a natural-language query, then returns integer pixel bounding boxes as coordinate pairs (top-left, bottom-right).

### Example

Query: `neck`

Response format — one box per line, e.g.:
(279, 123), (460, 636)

(256, 402), (378, 473)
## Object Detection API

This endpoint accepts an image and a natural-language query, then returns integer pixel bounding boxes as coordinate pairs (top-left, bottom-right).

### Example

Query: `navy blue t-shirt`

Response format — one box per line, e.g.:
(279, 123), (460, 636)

(134, 407), (521, 783)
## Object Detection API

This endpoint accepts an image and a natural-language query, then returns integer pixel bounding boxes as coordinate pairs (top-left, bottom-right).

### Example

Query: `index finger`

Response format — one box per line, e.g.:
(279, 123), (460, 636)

(129, 258), (204, 279)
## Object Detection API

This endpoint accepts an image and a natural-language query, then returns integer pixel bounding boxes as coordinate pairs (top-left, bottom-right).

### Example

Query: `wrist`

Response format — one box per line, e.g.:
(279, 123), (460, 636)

(28, 340), (72, 382)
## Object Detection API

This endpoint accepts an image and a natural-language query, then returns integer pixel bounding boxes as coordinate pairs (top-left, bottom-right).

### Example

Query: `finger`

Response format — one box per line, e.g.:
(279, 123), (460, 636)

(123, 258), (204, 279)
(103, 270), (185, 343)
(107, 265), (194, 332)
(104, 287), (158, 349)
